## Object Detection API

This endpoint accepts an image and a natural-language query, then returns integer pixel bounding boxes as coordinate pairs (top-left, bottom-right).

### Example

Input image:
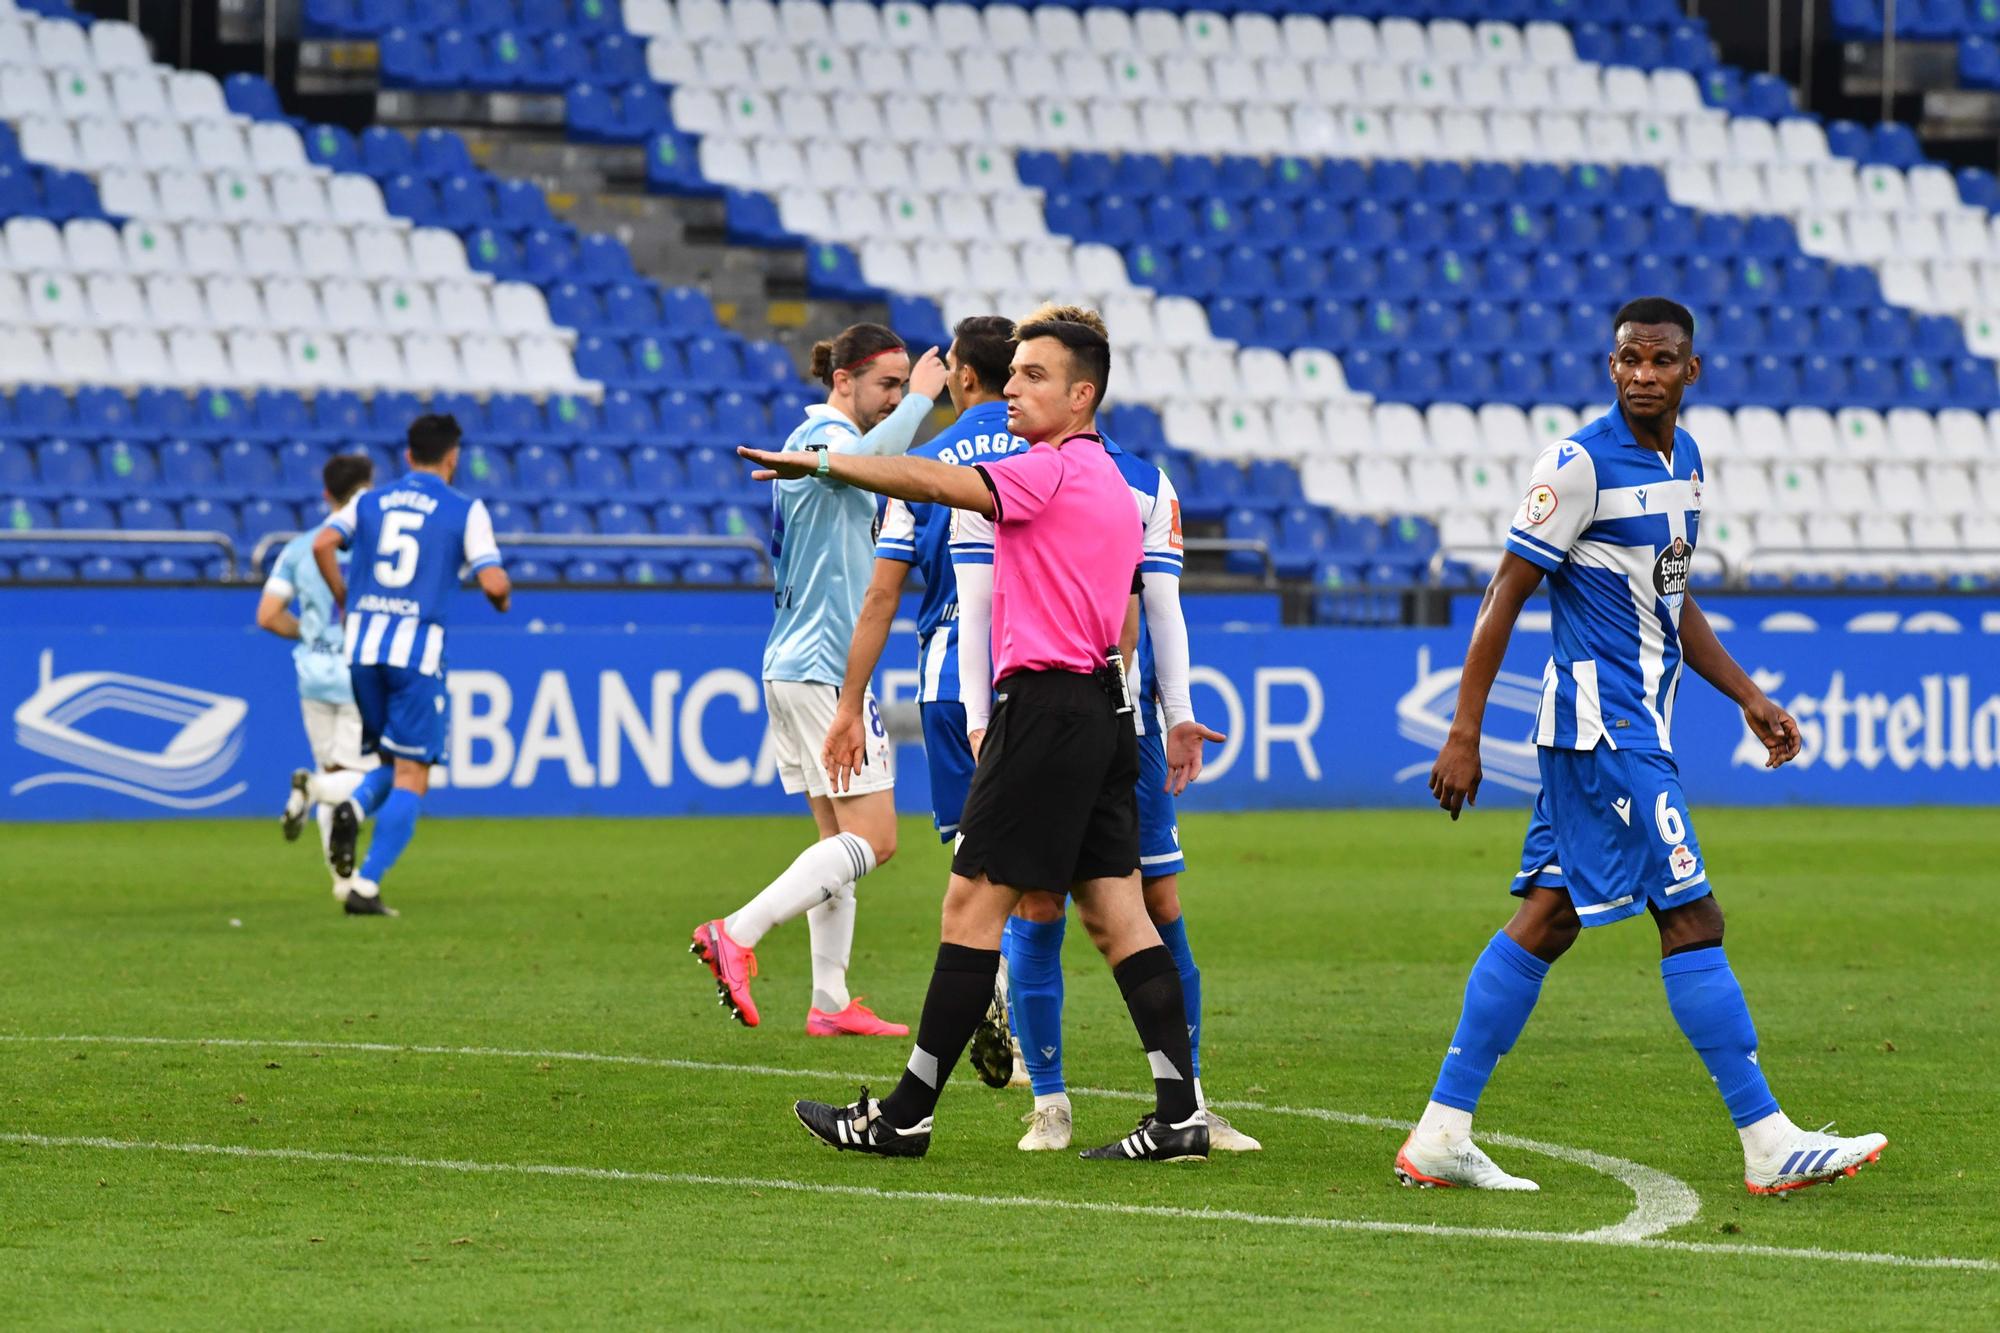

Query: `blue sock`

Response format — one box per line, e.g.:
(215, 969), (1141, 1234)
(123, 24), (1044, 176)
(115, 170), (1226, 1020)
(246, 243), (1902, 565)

(1155, 915), (1202, 1081)
(1430, 931), (1551, 1113)
(1004, 916), (1067, 1096)
(359, 788), (421, 885)
(1661, 946), (1781, 1128)
(352, 765), (394, 818)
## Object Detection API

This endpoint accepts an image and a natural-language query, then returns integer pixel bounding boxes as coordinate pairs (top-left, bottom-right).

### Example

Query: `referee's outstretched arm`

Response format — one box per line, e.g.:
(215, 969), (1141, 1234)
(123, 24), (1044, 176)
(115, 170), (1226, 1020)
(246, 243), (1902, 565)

(738, 446), (995, 517)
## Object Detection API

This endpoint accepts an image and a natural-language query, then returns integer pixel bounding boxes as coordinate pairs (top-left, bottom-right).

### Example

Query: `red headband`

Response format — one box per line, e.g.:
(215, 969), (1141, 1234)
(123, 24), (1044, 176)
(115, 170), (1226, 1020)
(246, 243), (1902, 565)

(840, 346), (901, 373)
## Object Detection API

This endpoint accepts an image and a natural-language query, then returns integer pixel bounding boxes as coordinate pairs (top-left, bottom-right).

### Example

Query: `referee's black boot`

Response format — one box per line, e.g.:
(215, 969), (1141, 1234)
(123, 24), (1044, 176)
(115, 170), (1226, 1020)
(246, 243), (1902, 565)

(327, 799), (360, 878)
(1080, 1112), (1210, 1163)
(795, 1086), (931, 1158)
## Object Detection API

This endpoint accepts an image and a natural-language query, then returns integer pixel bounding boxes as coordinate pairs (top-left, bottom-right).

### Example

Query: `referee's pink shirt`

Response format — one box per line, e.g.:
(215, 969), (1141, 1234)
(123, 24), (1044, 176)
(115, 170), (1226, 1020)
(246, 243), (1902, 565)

(973, 435), (1141, 683)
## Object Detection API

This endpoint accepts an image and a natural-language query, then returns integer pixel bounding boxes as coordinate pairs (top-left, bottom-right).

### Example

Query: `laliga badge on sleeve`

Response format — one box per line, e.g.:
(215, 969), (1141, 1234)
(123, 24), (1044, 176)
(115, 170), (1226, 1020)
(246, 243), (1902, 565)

(1525, 483), (1559, 525)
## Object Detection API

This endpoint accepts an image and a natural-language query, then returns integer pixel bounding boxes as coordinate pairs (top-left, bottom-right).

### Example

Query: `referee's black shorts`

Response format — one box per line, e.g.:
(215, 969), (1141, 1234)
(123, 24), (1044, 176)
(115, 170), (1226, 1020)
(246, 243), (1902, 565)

(950, 668), (1139, 894)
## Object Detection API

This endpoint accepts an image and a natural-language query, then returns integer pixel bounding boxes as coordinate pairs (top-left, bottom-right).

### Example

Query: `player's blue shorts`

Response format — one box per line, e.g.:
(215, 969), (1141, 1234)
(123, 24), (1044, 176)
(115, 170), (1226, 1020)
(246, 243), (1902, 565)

(922, 701), (976, 843)
(351, 663), (448, 766)
(1512, 745), (1708, 927)
(1136, 712), (1185, 878)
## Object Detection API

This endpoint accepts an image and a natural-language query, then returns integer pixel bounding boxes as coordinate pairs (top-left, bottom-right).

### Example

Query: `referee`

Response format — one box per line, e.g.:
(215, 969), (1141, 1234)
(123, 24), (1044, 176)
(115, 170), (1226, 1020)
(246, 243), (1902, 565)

(743, 315), (1211, 1162)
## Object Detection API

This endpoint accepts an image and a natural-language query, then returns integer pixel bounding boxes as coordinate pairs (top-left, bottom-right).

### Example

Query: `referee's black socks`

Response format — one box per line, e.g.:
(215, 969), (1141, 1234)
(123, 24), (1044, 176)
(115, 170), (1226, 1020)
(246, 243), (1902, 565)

(1115, 946), (1200, 1125)
(878, 943), (1000, 1129)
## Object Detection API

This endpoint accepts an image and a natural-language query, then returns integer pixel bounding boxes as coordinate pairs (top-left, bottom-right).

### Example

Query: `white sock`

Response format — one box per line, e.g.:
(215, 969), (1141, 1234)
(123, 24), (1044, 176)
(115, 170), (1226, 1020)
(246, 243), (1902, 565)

(1033, 1091), (1071, 1113)
(807, 881), (856, 1013)
(724, 832), (876, 949)
(348, 876), (381, 900)
(1738, 1109), (1798, 1160)
(315, 803), (336, 862)
(307, 768), (366, 806)
(1415, 1100), (1474, 1144)
(1194, 1077), (1207, 1111)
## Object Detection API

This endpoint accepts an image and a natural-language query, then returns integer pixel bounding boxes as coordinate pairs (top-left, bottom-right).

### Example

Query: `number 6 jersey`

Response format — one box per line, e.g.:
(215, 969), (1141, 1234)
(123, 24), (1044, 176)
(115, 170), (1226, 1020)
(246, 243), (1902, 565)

(1502, 409), (1704, 755)
(328, 470), (503, 676)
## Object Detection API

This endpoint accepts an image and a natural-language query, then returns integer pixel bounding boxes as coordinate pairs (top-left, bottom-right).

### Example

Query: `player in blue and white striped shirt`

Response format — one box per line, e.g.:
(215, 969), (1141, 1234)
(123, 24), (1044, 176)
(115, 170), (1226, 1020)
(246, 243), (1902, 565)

(261, 453), (378, 893)
(1401, 298), (1885, 1197)
(313, 413), (511, 917)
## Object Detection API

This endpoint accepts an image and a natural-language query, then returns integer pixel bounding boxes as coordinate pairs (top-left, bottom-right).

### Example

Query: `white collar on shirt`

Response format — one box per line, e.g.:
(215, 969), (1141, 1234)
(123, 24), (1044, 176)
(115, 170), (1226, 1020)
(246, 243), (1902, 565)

(805, 403), (859, 431)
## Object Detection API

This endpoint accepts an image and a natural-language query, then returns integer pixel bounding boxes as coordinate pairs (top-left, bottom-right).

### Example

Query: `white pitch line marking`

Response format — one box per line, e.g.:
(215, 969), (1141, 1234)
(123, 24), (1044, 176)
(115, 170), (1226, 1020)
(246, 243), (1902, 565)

(0, 1032), (1689, 1238)
(4, 1033), (1984, 1271)
(2, 1132), (1991, 1274)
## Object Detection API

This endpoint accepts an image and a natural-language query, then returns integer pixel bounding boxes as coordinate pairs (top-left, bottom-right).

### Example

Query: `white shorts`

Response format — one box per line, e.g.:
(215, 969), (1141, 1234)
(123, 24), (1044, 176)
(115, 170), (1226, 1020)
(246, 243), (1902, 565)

(763, 679), (894, 799)
(300, 698), (371, 771)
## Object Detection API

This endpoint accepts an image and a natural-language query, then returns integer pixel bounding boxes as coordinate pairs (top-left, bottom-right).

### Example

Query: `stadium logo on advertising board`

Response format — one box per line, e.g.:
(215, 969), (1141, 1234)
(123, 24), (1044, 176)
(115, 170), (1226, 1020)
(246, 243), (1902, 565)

(10, 650), (248, 809)
(1393, 647), (1545, 793)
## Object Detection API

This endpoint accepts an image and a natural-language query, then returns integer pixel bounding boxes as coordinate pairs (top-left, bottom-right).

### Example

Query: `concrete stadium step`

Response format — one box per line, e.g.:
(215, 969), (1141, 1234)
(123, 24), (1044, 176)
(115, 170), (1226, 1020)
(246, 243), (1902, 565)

(428, 125), (885, 364)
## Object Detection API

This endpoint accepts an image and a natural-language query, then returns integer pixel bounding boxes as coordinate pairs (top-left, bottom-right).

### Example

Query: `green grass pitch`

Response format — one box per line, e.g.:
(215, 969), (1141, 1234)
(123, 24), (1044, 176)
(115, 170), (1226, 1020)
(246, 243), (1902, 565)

(3, 807), (1997, 1329)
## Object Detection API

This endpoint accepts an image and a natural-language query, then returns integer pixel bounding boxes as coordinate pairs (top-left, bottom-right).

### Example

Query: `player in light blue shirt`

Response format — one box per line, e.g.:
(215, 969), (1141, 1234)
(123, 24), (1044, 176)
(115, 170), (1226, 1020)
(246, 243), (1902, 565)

(823, 315), (1028, 845)
(1403, 297), (1885, 1196)
(313, 413), (511, 917)
(690, 324), (947, 1037)
(260, 452), (378, 891)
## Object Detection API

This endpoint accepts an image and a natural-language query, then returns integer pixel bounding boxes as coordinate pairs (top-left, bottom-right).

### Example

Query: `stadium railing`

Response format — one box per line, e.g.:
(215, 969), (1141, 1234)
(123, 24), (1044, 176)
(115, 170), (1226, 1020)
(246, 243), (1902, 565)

(0, 528), (241, 579)
(248, 529), (775, 581)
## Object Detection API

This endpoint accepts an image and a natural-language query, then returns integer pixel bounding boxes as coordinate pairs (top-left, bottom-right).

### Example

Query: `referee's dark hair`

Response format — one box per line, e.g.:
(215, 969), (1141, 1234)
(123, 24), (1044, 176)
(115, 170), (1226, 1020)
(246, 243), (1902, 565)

(1612, 297), (1695, 342)
(809, 322), (905, 387)
(951, 315), (1016, 395)
(1014, 309), (1111, 410)
(407, 413), (462, 465)
(322, 452), (374, 506)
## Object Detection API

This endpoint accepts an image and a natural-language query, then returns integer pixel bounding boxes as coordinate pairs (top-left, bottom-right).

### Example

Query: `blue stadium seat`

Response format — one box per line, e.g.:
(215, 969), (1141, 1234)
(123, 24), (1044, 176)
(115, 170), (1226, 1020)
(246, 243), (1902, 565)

(1867, 120), (1924, 167)
(218, 439), (278, 489)
(572, 445), (626, 491)
(450, 444), (504, 501)
(1826, 119), (1871, 160)
(515, 444), (571, 491)
(645, 132), (709, 194)
(650, 499), (703, 534)
(561, 558), (618, 584)
(496, 178), (553, 228)
(240, 499), (296, 547)
(181, 498), (240, 540)
(1701, 67), (1743, 111)
(96, 440), (156, 488)
(594, 499), (646, 534)
(537, 501), (592, 535)
(35, 438), (93, 488)
(541, 31), (592, 88)
(627, 335), (687, 388)
(1222, 507), (1278, 577)
(522, 226), (580, 283)
(224, 73), (286, 121)
(1964, 36), (2000, 88)
(415, 127), (473, 178)
(57, 496), (116, 529)
(15, 555), (77, 582)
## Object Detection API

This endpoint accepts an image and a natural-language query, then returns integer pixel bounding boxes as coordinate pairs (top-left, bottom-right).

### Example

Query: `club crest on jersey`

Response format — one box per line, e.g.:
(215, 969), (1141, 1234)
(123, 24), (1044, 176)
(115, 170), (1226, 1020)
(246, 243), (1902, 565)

(1689, 469), (1703, 509)
(1524, 484), (1559, 525)
(1653, 535), (1692, 598)
(1669, 844), (1699, 880)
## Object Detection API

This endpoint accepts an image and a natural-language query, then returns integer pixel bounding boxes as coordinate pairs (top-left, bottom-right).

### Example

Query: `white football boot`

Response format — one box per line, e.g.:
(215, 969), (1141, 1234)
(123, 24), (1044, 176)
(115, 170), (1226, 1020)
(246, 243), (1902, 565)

(1018, 1101), (1073, 1151)
(1395, 1131), (1540, 1191)
(1205, 1111), (1263, 1152)
(1744, 1123), (1887, 1195)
